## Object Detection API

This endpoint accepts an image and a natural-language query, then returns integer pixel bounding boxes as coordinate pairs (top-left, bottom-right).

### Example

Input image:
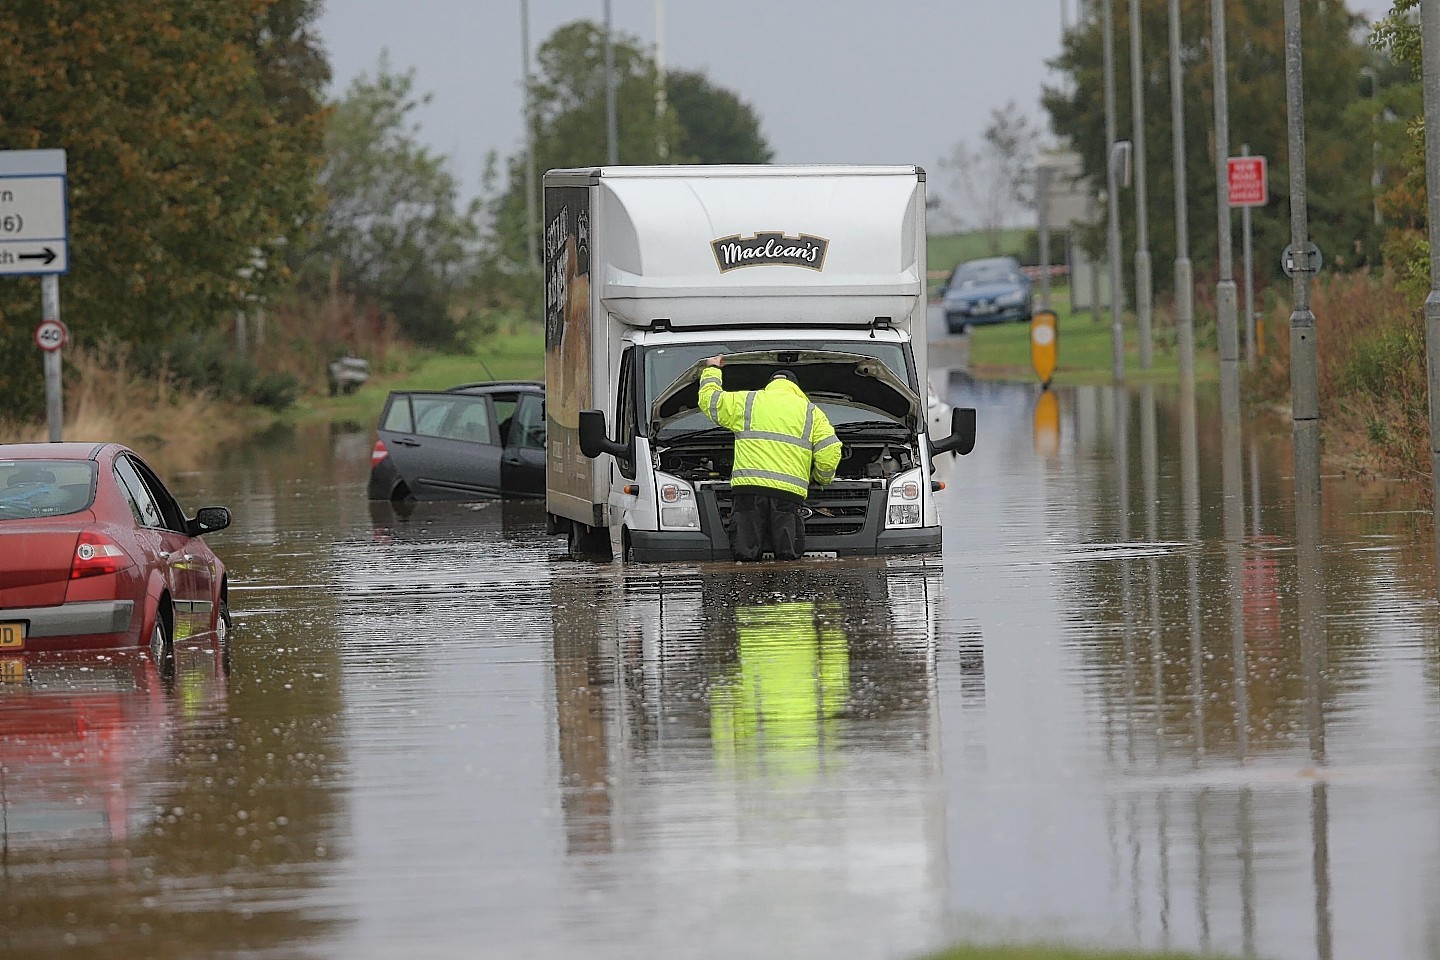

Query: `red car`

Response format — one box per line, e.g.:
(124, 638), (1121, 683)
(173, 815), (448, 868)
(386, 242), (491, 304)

(0, 442), (232, 672)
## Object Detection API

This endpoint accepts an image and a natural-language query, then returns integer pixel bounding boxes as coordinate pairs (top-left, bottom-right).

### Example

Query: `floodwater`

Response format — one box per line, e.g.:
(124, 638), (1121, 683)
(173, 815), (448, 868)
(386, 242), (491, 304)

(5, 366), (1440, 960)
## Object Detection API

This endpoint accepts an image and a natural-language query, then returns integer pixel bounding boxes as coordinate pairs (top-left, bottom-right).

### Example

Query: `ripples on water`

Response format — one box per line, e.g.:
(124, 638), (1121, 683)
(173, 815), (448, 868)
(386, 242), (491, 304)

(7, 394), (1440, 959)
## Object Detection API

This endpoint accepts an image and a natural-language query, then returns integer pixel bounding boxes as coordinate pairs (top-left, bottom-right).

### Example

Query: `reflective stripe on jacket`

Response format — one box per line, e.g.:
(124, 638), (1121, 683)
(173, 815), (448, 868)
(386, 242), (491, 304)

(698, 367), (842, 499)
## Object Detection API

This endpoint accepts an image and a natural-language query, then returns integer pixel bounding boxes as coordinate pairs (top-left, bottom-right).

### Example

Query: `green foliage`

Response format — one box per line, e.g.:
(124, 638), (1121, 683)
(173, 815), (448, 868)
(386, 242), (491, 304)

(1042, 0), (1392, 292)
(299, 59), (481, 347)
(488, 21), (774, 277)
(0, 0), (329, 416)
(0, 1), (328, 382)
(667, 71), (774, 164)
(135, 332), (300, 411)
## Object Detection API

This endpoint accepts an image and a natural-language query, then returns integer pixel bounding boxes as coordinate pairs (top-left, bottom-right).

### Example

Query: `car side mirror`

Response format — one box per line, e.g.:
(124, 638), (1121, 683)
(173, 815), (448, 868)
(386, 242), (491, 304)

(931, 407), (977, 456)
(188, 506), (232, 536)
(578, 409), (631, 461)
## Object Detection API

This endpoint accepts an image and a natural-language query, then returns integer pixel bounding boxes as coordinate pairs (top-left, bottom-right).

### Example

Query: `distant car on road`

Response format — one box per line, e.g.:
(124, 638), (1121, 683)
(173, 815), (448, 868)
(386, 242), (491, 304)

(368, 381), (546, 503)
(0, 442), (232, 673)
(940, 256), (1034, 334)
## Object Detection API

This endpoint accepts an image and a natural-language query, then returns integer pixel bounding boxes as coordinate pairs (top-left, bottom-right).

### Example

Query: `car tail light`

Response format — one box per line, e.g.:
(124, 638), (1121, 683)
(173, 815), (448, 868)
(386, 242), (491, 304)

(371, 439), (389, 468)
(70, 532), (132, 579)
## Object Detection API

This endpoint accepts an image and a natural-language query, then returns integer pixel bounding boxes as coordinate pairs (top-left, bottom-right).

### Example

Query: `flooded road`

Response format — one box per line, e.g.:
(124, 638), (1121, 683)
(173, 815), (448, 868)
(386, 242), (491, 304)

(5, 369), (1440, 960)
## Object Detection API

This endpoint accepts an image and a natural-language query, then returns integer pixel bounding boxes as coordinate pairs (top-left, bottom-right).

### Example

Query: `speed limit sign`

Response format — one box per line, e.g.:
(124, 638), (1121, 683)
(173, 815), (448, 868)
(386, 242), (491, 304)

(35, 318), (67, 351)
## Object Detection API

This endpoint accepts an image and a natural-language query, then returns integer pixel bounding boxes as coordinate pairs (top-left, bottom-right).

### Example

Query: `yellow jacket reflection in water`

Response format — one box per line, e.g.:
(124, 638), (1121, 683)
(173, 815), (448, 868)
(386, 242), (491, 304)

(710, 601), (849, 778)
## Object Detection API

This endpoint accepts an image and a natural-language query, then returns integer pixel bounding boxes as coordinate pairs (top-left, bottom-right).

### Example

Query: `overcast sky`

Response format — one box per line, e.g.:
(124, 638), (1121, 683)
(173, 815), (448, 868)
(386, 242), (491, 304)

(316, 0), (1396, 224)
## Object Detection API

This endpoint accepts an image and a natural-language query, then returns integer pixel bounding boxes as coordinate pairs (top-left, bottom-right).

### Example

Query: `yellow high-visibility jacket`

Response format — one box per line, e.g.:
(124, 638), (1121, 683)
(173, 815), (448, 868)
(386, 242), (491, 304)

(699, 367), (842, 500)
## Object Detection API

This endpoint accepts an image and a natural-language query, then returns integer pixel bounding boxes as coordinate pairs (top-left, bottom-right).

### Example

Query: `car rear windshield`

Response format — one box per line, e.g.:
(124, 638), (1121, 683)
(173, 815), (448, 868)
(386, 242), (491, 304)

(0, 460), (96, 519)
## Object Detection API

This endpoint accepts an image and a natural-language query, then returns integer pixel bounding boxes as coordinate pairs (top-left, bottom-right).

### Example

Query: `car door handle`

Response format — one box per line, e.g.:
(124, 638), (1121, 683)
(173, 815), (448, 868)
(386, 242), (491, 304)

(393, 437), (421, 447)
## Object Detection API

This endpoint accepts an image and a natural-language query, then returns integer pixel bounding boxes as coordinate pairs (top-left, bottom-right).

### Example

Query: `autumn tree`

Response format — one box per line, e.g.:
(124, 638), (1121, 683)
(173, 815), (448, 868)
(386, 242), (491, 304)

(937, 102), (1042, 252)
(0, 0), (329, 416)
(1043, 0), (1382, 299)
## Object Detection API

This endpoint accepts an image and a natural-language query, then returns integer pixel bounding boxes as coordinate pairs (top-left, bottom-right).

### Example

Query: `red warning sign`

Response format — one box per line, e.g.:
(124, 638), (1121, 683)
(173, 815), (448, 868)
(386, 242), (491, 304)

(1227, 156), (1268, 208)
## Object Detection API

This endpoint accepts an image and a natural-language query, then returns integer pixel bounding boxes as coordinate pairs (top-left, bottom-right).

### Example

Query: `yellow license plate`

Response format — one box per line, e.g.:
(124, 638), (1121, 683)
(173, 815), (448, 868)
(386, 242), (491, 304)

(0, 658), (23, 683)
(0, 621), (24, 650)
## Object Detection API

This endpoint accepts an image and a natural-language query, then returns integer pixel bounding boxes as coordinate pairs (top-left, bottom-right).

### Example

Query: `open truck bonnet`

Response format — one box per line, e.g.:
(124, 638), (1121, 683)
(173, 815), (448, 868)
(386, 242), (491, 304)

(651, 350), (921, 431)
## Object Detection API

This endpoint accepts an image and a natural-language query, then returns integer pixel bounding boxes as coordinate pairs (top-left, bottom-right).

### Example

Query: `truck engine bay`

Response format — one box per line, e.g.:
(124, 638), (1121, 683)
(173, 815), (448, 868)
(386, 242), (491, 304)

(655, 426), (919, 485)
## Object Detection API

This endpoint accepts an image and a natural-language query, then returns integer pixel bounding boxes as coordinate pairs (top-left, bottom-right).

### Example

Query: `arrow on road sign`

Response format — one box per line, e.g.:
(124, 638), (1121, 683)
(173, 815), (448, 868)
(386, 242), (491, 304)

(18, 247), (57, 265)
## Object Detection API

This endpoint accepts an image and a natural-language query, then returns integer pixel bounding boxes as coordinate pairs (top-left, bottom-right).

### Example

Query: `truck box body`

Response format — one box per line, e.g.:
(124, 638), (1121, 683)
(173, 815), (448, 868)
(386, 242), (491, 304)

(544, 165), (970, 562)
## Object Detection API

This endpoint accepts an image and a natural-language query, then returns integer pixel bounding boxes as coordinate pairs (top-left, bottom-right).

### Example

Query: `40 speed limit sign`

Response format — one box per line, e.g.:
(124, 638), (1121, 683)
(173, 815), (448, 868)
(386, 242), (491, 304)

(34, 318), (68, 351)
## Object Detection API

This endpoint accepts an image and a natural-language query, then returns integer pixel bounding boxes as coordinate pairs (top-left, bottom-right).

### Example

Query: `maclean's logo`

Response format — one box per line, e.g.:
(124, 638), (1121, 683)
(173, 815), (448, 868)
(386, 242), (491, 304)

(711, 232), (829, 273)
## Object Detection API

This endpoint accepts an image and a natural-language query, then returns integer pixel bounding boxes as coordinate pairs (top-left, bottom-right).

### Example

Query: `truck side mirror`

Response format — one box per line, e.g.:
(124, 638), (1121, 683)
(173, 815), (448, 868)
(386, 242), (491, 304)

(931, 406), (977, 456)
(578, 409), (631, 460)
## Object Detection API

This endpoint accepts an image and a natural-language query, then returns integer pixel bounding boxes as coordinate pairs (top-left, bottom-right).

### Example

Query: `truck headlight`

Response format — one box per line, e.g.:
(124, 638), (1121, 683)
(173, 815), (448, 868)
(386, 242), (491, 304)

(657, 473), (700, 530)
(885, 469), (924, 528)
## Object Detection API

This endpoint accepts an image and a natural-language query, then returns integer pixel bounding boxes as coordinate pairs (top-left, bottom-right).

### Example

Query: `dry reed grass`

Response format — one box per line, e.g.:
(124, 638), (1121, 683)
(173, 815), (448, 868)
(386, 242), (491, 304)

(0, 346), (263, 472)
(1253, 270), (1428, 481)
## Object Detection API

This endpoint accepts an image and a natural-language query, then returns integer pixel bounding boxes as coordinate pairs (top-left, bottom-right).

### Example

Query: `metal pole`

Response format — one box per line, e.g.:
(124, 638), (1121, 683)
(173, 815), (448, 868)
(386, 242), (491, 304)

(41, 275), (62, 442)
(1284, 0), (1321, 502)
(1038, 165), (1052, 310)
(521, 0), (539, 269)
(604, 0), (618, 166)
(1362, 66), (1382, 228)
(1242, 144), (1256, 367)
(1169, 0), (1195, 390)
(1419, 0), (1440, 586)
(1104, 0), (1126, 382)
(1212, 0), (1241, 424)
(655, 0), (668, 161)
(1129, 0), (1154, 369)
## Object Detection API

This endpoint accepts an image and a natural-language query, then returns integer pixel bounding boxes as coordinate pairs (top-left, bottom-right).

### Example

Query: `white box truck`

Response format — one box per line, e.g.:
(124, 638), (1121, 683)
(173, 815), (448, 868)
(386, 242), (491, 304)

(543, 164), (975, 562)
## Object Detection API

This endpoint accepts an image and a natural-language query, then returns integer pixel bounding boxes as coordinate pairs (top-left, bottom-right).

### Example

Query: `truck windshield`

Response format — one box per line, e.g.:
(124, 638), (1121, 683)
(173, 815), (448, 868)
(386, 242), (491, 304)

(643, 340), (914, 438)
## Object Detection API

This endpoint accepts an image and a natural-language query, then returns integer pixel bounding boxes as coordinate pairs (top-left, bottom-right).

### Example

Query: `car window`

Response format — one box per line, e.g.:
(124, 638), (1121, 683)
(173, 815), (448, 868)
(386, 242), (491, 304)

(953, 259), (1020, 286)
(129, 456), (189, 532)
(492, 397), (518, 446)
(114, 456), (166, 528)
(512, 394), (546, 450)
(443, 396), (493, 443)
(411, 397), (457, 437)
(382, 395), (414, 432)
(0, 460), (95, 519)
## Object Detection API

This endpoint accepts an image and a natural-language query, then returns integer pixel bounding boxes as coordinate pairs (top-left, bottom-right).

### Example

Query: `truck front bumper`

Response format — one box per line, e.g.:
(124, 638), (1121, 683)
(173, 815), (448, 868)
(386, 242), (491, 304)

(628, 485), (941, 563)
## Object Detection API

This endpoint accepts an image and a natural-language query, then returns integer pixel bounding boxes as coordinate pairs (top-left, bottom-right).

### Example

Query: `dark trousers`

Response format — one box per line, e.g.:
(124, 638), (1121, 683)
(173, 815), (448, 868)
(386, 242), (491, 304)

(730, 490), (806, 561)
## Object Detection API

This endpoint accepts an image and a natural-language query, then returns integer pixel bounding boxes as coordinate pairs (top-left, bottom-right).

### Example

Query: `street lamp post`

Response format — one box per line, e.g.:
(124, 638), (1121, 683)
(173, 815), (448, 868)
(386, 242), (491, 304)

(1103, 0), (1126, 383)
(1169, 0), (1194, 389)
(1211, 0), (1241, 431)
(1129, 0), (1154, 369)
(521, 0), (538, 269)
(604, 0), (618, 165)
(1419, 0), (1440, 582)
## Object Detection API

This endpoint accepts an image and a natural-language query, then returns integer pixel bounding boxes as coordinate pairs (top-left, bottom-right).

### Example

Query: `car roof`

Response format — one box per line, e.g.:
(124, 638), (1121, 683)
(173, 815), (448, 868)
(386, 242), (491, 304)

(960, 256), (1020, 268)
(0, 441), (114, 461)
(445, 380), (544, 393)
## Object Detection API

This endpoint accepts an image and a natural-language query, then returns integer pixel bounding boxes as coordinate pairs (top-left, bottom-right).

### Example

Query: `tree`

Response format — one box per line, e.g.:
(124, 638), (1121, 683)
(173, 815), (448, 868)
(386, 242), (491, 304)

(299, 59), (481, 346)
(937, 102), (1042, 253)
(1042, 0), (1381, 298)
(667, 71), (774, 164)
(0, 0), (329, 416)
(486, 21), (773, 287)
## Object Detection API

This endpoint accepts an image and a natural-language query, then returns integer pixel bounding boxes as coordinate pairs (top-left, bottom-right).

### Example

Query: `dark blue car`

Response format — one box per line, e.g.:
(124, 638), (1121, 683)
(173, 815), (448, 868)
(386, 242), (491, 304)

(940, 256), (1033, 334)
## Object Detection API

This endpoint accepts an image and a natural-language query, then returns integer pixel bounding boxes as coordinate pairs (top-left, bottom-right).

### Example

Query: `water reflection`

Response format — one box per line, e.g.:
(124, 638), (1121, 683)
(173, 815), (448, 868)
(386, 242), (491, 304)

(9, 398), (1440, 959)
(551, 559), (966, 955)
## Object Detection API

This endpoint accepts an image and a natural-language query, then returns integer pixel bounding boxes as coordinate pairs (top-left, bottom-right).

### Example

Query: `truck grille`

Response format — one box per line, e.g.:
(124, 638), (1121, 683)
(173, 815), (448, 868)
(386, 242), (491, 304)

(711, 482), (874, 538)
